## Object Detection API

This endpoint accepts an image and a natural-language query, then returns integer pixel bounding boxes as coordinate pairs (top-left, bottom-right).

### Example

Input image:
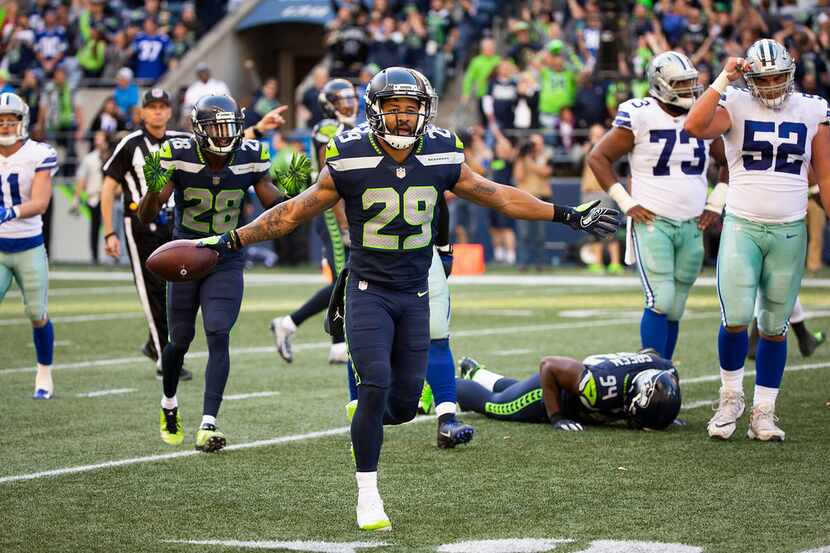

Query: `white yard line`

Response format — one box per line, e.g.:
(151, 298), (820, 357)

(0, 312), (145, 326)
(0, 415), (436, 485)
(76, 388), (137, 398)
(681, 399), (715, 411)
(493, 349), (533, 356)
(224, 391), (280, 401)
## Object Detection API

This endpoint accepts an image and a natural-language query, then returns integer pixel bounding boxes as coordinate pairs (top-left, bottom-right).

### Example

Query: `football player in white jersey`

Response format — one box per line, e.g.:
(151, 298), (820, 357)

(588, 52), (727, 360)
(0, 93), (59, 398)
(685, 39), (830, 441)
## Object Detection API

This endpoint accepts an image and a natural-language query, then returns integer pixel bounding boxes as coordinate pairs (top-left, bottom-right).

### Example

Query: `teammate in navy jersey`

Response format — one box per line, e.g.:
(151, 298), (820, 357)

(198, 67), (620, 530)
(456, 350), (681, 431)
(138, 95), (281, 452)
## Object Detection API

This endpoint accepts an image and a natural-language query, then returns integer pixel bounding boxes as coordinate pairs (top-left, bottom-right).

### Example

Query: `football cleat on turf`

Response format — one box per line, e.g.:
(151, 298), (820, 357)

(746, 404), (785, 441)
(436, 418), (475, 449)
(797, 330), (826, 358)
(160, 407), (184, 445)
(32, 388), (52, 400)
(270, 316), (295, 363)
(195, 423), (226, 452)
(707, 388), (746, 440)
(417, 383), (433, 414)
(33, 369), (53, 400)
(356, 494), (391, 531)
(329, 342), (348, 364)
(458, 356), (484, 380)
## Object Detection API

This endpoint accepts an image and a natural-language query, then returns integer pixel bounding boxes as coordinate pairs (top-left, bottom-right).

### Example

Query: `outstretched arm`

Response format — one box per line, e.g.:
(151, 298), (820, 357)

(539, 356), (585, 431)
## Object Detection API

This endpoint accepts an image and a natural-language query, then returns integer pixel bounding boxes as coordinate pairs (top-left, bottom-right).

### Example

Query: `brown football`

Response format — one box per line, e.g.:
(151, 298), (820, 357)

(146, 239), (219, 282)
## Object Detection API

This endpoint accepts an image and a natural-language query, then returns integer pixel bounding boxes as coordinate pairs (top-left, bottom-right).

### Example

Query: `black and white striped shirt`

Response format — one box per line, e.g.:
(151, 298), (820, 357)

(102, 127), (190, 214)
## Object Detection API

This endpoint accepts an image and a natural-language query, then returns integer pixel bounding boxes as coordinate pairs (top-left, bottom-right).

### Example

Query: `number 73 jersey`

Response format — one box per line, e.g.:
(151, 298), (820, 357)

(719, 87), (829, 223)
(159, 136), (271, 239)
(614, 98), (713, 221)
(326, 125), (465, 291)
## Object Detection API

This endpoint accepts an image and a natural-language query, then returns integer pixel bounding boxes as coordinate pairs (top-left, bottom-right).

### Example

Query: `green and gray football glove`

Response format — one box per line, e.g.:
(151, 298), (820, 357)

(143, 151), (175, 194)
(554, 200), (621, 240)
(271, 152), (312, 197)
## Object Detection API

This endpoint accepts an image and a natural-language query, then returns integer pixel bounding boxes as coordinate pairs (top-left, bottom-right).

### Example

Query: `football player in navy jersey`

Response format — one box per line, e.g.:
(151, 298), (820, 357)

(455, 350), (681, 432)
(198, 67), (620, 530)
(139, 95), (282, 453)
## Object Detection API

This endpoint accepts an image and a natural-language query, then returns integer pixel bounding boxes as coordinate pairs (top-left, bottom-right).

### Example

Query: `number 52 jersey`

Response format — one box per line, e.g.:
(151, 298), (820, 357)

(719, 87), (829, 223)
(325, 125), (465, 291)
(158, 136), (271, 241)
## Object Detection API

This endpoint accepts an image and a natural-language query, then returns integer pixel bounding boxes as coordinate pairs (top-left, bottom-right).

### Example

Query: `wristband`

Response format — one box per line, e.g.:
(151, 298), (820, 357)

(809, 184), (820, 195)
(710, 70), (730, 95)
(251, 125), (264, 139)
(551, 204), (574, 224)
(436, 244), (452, 254)
(704, 181), (728, 214)
(104, 231), (118, 241)
(607, 182), (637, 214)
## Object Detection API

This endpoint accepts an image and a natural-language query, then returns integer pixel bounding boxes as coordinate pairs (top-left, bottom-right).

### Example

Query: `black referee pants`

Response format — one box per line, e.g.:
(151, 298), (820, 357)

(123, 214), (173, 358)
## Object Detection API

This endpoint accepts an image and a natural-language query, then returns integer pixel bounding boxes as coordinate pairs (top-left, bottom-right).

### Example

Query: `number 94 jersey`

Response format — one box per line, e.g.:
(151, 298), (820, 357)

(326, 125), (465, 291)
(719, 87), (829, 223)
(561, 351), (676, 424)
(614, 97), (712, 221)
(159, 136), (271, 240)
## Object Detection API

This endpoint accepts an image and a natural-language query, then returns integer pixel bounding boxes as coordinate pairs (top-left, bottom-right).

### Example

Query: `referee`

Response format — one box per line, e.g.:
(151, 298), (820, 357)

(100, 88), (192, 380)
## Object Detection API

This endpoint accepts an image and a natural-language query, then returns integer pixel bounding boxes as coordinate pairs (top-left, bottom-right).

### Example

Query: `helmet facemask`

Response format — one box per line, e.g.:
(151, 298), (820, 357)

(193, 109), (244, 155)
(744, 39), (795, 110)
(745, 69), (794, 110)
(647, 52), (702, 110)
(0, 94), (29, 146)
(332, 92), (358, 127)
(371, 94), (430, 150)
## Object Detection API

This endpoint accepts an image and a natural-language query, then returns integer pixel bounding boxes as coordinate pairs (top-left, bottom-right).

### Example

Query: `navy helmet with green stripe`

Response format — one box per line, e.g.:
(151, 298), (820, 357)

(364, 66), (437, 150)
(744, 38), (794, 110)
(191, 94), (245, 155)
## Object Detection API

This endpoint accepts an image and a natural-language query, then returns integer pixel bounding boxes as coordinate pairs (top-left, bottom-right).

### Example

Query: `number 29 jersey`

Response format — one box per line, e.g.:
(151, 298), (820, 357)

(159, 136), (271, 241)
(613, 97), (712, 221)
(719, 87), (829, 223)
(325, 125), (465, 291)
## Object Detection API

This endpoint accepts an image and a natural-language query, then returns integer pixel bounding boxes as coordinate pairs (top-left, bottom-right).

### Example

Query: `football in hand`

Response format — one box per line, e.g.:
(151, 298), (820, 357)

(146, 239), (218, 282)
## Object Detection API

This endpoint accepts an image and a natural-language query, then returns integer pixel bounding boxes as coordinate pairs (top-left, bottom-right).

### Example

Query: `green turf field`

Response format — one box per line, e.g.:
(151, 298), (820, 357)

(2, 269), (830, 553)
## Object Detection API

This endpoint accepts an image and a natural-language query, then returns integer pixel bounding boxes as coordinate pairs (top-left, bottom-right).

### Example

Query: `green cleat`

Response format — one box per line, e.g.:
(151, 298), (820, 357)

(417, 382), (433, 414)
(458, 356), (484, 380)
(345, 400), (357, 464)
(607, 262), (625, 275)
(160, 407), (184, 446)
(586, 263), (605, 274)
(195, 424), (226, 453)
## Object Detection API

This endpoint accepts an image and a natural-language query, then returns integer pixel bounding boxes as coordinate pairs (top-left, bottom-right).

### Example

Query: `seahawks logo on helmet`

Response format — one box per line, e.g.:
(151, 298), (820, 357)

(191, 95), (245, 155)
(0, 93), (30, 146)
(743, 38), (795, 110)
(647, 52), (702, 110)
(626, 368), (681, 430)
(364, 67), (438, 150)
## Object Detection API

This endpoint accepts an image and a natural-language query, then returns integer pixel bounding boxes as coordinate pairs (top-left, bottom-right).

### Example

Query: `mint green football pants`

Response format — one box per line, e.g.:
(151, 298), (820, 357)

(0, 244), (49, 321)
(716, 214), (806, 336)
(632, 217), (704, 321)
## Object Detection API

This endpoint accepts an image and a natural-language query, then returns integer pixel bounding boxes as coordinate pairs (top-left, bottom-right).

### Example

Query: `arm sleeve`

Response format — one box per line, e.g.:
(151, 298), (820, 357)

(36, 144), (59, 176)
(435, 192), (450, 248)
(612, 99), (634, 132)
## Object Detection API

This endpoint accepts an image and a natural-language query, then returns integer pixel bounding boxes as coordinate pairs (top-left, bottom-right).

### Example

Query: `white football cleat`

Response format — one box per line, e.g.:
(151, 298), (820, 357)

(270, 316), (296, 363)
(33, 368), (53, 400)
(329, 342), (348, 364)
(747, 404), (785, 442)
(707, 388), (745, 440)
(356, 493), (391, 531)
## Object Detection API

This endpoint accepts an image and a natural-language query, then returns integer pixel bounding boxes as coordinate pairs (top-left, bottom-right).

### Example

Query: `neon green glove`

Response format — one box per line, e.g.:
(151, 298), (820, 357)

(271, 152), (312, 197)
(143, 151), (175, 193)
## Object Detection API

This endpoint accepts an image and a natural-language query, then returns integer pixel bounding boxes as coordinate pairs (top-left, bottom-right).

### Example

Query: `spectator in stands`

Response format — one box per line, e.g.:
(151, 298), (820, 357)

(167, 20), (194, 70)
(3, 16), (37, 79)
(16, 69), (41, 137)
(807, 188), (827, 275)
(88, 96), (127, 140)
(0, 68), (13, 93)
(401, 6), (427, 72)
(39, 65), (81, 176)
(113, 67), (139, 118)
(326, 6), (369, 79)
(572, 68), (608, 130)
(462, 37), (501, 122)
(577, 10), (602, 65)
(77, 24), (107, 79)
(71, 130), (111, 265)
(34, 8), (67, 77)
(299, 66), (328, 129)
(538, 40), (576, 129)
(355, 63), (378, 124)
(368, 16), (403, 72)
(425, 0), (453, 93)
(182, 63), (230, 118)
(511, 70), (540, 130)
(131, 17), (170, 82)
(513, 133), (551, 271)
(482, 59), (518, 131)
(253, 78), (280, 121)
(489, 131), (517, 265)
(77, 0), (121, 40)
(103, 31), (133, 80)
(507, 21), (541, 71)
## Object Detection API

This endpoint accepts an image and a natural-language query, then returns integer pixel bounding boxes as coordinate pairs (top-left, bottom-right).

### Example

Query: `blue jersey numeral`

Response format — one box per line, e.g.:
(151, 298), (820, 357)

(742, 120), (807, 175)
(649, 129), (706, 176)
(0, 173), (21, 207)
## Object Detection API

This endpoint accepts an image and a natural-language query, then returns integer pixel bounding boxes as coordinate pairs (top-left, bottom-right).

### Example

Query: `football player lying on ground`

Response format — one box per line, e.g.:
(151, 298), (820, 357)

(456, 350), (681, 431)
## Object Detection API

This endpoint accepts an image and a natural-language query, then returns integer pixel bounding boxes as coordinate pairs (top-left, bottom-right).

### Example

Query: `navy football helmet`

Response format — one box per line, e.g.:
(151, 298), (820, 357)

(191, 95), (244, 155)
(626, 368), (681, 430)
(319, 78), (358, 126)
(364, 66), (437, 149)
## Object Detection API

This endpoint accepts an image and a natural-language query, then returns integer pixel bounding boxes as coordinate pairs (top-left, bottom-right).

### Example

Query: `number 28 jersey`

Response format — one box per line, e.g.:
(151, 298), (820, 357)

(325, 125), (465, 291)
(158, 136), (271, 240)
(719, 87), (829, 223)
(613, 97), (712, 221)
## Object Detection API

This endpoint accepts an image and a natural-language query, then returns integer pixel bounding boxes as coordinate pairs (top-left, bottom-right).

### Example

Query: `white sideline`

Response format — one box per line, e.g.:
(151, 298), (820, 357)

(0, 415), (436, 485)
(3, 360), (830, 485)
(76, 388), (137, 398)
(225, 391), (280, 400)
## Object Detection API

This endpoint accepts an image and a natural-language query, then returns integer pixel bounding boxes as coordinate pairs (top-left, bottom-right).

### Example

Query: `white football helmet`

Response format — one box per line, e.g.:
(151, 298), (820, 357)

(744, 38), (794, 110)
(647, 52), (702, 110)
(0, 93), (30, 146)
